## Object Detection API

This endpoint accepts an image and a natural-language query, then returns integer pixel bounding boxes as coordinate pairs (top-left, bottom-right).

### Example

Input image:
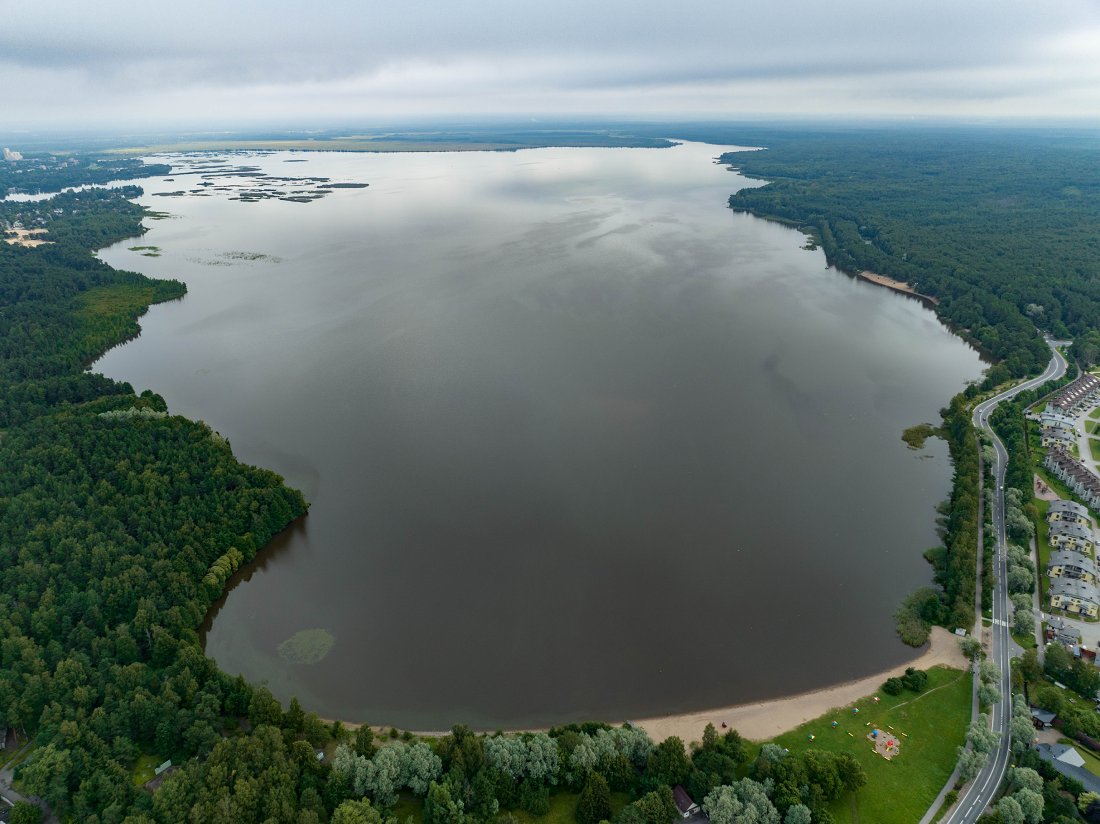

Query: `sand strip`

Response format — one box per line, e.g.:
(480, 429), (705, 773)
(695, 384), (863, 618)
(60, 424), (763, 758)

(858, 270), (939, 305)
(633, 626), (967, 744)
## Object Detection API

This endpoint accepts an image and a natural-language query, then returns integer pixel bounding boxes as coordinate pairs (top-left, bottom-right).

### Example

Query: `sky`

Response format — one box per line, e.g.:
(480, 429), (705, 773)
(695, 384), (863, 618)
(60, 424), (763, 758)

(3, 0), (1100, 130)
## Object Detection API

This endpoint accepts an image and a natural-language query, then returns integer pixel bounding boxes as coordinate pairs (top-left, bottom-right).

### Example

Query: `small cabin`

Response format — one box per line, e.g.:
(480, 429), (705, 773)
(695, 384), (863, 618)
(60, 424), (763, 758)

(673, 785), (700, 819)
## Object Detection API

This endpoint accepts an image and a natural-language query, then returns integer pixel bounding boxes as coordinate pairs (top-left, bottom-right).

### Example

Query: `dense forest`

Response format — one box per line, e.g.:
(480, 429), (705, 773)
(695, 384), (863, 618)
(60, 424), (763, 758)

(717, 129), (1100, 385)
(0, 155), (171, 197)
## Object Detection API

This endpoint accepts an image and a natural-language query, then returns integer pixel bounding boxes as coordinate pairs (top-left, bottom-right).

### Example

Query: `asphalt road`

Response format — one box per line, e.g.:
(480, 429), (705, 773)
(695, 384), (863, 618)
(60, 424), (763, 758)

(939, 340), (1068, 824)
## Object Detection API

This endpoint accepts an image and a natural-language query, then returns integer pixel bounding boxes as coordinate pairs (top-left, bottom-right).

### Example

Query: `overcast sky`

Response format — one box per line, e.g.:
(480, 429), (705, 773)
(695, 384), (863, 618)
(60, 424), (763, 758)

(4, 0), (1100, 130)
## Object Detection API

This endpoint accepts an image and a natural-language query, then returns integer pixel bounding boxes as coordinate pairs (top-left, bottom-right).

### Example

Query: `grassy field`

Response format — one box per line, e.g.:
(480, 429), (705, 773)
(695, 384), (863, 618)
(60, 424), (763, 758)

(764, 665), (971, 824)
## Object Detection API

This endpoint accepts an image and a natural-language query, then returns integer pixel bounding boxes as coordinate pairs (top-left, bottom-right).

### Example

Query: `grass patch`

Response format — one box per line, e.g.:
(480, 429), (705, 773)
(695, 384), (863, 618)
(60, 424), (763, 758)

(130, 753), (162, 787)
(764, 665), (971, 824)
(393, 794), (426, 824)
(902, 423), (940, 450)
(508, 791), (630, 824)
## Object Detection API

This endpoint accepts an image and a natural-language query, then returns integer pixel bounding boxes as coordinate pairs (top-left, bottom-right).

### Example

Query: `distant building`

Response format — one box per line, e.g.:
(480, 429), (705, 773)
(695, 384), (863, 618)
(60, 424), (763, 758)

(1, 148), (22, 161)
(1046, 373), (1100, 415)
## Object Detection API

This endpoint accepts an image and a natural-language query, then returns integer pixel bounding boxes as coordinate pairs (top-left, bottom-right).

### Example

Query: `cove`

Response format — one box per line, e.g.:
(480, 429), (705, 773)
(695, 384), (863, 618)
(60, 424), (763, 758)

(93, 141), (985, 730)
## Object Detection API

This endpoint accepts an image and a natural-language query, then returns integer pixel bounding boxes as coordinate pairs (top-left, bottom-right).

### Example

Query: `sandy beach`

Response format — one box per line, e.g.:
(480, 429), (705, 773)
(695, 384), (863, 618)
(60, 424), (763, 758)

(858, 270), (939, 305)
(633, 626), (968, 744)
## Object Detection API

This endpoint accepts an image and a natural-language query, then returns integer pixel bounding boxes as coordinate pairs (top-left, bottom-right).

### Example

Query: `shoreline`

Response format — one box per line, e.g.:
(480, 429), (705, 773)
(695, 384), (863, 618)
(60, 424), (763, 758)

(633, 626), (966, 744)
(330, 627), (968, 743)
(856, 269), (940, 307)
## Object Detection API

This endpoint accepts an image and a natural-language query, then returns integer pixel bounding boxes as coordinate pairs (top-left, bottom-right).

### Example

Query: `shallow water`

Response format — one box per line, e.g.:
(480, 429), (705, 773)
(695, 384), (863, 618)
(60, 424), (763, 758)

(94, 142), (984, 729)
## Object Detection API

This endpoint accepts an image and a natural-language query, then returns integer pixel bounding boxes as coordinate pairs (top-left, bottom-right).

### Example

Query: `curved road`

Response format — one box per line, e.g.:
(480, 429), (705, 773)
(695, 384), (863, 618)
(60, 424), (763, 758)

(940, 340), (1067, 824)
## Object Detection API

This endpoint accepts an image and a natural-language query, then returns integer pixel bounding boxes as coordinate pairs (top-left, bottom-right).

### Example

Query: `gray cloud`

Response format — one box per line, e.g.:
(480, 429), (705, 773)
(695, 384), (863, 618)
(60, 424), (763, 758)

(2, 0), (1098, 128)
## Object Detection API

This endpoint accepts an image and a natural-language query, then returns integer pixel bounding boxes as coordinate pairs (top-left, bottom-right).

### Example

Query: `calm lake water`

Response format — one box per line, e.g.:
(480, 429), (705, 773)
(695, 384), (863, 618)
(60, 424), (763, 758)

(94, 142), (984, 729)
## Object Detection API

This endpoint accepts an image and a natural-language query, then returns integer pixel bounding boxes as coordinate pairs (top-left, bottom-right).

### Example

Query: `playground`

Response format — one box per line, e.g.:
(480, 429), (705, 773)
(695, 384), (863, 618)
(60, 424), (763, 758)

(766, 665), (970, 824)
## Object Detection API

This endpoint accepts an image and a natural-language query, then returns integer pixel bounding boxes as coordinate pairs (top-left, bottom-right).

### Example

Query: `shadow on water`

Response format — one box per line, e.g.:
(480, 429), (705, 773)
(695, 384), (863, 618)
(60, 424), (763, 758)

(199, 516), (309, 644)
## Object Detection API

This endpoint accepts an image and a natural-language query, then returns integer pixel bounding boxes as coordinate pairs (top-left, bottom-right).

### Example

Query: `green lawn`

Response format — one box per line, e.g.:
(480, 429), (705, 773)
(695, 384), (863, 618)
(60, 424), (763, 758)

(1034, 499), (1052, 604)
(130, 753), (162, 787)
(764, 665), (971, 824)
(392, 794), (425, 824)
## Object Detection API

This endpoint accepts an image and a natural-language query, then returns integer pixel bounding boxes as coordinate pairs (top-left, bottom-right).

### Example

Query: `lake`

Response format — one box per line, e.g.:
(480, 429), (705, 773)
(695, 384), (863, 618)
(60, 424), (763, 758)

(94, 141), (985, 730)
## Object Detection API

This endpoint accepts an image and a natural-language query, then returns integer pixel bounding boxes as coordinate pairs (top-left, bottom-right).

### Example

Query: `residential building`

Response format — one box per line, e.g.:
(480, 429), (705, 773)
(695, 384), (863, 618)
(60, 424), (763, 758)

(1049, 578), (1100, 618)
(1042, 427), (1074, 449)
(1048, 499), (1091, 526)
(1048, 519), (1095, 553)
(1036, 743), (1100, 795)
(1048, 550), (1097, 583)
(1046, 373), (1100, 415)
(673, 786), (700, 819)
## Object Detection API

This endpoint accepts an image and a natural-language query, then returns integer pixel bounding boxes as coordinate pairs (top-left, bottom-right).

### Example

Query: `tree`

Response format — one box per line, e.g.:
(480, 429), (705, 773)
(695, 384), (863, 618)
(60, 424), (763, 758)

(1007, 565), (1034, 595)
(647, 738), (690, 787)
(1013, 606), (1034, 636)
(784, 805), (812, 824)
(967, 715), (1000, 754)
(956, 748), (987, 782)
(978, 682), (1001, 707)
(1010, 715), (1036, 756)
(332, 799), (383, 824)
(1009, 767), (1043, 794)
(403, 742), (443, 795)
(355, 725), (377, 758)
(630, 787), (679, 824)
(702, 723), (718, 750)
(576, 772), (611, 824)
(960, 637), (983, 661)
(424, 781), (464, 824)
(704, 780), (780, 824)
(998, 796), (1024, 824)
(1013, 788), (1043, 824)
(9, 802), (42, 824)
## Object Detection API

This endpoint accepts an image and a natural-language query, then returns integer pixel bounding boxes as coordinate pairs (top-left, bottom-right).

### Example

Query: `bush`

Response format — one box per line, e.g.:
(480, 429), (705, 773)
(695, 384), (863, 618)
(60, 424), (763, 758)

(10, 802), (42, 824)
(882, 677), (904, 696)
(901, 667), (928, 692)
